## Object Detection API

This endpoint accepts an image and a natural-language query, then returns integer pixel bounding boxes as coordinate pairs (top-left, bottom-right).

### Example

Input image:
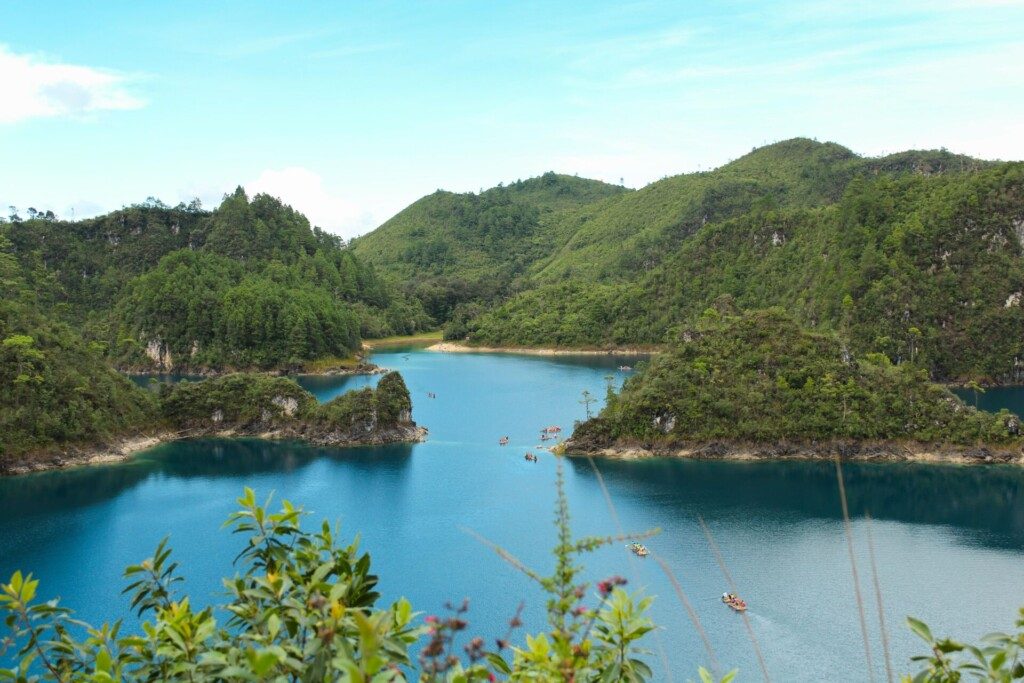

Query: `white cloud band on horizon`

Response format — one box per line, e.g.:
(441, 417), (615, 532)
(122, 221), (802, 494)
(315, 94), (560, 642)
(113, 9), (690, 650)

(246, 167), (382, 239)
(0, 44), (144, 124)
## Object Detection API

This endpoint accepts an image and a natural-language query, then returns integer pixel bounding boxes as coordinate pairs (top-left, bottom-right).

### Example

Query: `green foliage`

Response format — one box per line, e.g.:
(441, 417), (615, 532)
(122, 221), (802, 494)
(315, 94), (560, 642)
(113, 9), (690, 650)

(0, 241), (157, 462)
(158, 373), (316, 429)
(0, 481), (673, 681)
(2, 191), (431, 373)
(374, 372), (412, 424)
(117, 250), (364, 370)
(904, 609), (1024, 681)
(351, 173), (628, 325)
(468, 157), (1024, 382)
(571, 309), (1019, 447)
(158, 371), (414, 434)
(306, 372), (412, 433)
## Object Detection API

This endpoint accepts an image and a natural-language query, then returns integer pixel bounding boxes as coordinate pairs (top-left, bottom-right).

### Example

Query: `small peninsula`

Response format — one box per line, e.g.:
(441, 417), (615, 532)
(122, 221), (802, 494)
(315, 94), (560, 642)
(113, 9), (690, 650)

(566, 308), (1024, 464)
(1, 371), (424, 476)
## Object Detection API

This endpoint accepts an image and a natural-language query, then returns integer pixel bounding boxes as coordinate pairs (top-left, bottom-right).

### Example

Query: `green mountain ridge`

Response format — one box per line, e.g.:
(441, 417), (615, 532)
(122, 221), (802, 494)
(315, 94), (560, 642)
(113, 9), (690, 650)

(349, 172), (628, 323)
(468, 159), (1024, 381)
(342, 137), (1016, 382)
(529, 138), (993, 283)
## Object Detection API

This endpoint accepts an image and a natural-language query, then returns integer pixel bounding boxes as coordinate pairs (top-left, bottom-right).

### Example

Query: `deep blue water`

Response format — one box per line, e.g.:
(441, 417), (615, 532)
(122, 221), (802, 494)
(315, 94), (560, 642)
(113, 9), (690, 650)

(5, 350), (1024, 681)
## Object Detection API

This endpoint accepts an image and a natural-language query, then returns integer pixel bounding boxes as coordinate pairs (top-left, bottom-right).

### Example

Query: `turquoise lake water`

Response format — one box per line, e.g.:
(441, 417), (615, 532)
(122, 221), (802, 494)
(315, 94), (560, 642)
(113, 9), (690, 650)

(6, 349), (1024, 681)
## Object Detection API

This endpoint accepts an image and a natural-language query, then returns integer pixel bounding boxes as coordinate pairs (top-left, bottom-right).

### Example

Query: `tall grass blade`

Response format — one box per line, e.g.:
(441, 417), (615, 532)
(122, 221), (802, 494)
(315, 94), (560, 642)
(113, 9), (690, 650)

(865, 512), (894, 683)
(652, 551), (722, 678)
(697, 515), (771, 682)
(586, 455), (674, 682)
(835, 456), (875, 682)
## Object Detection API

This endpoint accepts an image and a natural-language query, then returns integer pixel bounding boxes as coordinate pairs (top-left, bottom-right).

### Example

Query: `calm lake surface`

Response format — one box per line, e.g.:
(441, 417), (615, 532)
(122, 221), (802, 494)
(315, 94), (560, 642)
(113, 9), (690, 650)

(6, 350), (1024, 681)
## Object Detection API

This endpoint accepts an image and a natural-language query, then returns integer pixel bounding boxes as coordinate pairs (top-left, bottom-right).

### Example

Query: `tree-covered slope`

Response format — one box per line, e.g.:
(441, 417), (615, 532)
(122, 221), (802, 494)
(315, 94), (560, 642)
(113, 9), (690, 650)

(3, 189), (432, 372)
(349, 173), (628, 323)
(0, 241), (157, 464)
(568, 309), (1018, 454)
(469, 159), (1024, 381)
(351, 172), (627, 281)
(529, 139), (990, 283)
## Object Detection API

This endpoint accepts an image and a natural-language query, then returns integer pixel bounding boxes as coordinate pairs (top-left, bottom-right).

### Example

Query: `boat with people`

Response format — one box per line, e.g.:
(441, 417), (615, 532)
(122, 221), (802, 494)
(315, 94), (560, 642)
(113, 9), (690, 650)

(498, 436), (509, 446)
(722, 593), (747, 611)
(542, 425), (562, 434)
(618, 365), (632, 371)
(524, 452), (538, 462)
(627, 542), (649, 557)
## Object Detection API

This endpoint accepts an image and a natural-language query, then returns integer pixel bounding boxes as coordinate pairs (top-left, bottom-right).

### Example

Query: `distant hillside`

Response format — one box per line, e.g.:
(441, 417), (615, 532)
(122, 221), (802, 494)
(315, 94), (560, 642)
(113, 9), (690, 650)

(349, 172), (628, 322)
(528, 139), (991, 283)
(459, 141), (1023, 382)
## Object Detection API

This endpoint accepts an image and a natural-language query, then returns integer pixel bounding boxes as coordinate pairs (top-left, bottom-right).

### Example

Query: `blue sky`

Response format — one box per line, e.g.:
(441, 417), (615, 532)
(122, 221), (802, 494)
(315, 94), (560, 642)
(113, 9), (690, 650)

(2, 0), (1022, 237)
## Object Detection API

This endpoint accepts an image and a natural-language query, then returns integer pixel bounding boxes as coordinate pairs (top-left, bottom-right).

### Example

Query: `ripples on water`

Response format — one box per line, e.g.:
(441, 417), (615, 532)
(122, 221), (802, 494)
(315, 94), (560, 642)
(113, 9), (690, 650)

(4, 350), (1024, 681)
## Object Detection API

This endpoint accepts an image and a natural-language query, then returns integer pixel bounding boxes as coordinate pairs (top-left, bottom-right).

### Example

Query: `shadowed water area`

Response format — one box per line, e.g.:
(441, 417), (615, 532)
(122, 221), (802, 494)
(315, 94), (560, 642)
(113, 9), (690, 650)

(5, 349), (1024, 681)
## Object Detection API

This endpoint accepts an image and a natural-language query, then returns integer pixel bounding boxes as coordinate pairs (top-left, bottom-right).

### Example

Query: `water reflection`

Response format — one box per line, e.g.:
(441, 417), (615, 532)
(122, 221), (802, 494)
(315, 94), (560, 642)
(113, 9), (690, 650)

(0, 439), (414, 522)
(568, 457), (1024, 550)
(953, 385), (1024, 417)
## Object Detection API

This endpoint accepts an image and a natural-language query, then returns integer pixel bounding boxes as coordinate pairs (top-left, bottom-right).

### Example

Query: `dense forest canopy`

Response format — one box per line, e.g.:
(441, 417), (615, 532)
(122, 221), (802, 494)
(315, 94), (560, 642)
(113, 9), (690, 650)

(345, 139), (1020, 382)
(2, 188), (431, 372)
(349, 172), (629, 325)
(0, 187), (430, 460)
(570, 308), (1018, 449)
(0, 238), (157, 461)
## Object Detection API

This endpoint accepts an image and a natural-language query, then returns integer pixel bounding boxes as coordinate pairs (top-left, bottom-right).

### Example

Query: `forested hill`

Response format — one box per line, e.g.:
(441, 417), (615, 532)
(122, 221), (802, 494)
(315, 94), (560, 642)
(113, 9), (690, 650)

(527, 138), (991, 283)
(2, 188), (432, 373)
(349, 172), (628, 324)
(567, 308), (1019, 456)
(444, 140), (1023, 383)
(0, 239), (158, 462)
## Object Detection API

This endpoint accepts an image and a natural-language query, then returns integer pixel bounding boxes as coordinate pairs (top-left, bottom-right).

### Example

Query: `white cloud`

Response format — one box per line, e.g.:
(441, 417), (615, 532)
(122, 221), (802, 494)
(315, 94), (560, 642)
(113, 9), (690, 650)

(246, 167), (379, 239)
(0, 45), (144, 124)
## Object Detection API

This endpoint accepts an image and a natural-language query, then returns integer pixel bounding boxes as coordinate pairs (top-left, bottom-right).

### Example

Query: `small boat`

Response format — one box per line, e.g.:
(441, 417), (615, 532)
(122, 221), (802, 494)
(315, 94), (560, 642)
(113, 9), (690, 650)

(542, 425), (562, 434)
(627, 542), (649, 557)
(499, 436), (509, 446)
(722, 593), (747, 612)
(524, 452), (538, 462)
(618, 365), (632, 371)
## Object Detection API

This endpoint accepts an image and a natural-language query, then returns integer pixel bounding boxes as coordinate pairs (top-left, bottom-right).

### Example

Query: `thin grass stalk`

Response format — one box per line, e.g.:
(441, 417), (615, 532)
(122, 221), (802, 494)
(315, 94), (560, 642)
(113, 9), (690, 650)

(835, 456), (875, 682)
(697, 515), (771, 683)
(651, 551), (722, 679)
(586, 456), (674, 683)
(865, 512), (894, 683)
(460, 526), (543, 583)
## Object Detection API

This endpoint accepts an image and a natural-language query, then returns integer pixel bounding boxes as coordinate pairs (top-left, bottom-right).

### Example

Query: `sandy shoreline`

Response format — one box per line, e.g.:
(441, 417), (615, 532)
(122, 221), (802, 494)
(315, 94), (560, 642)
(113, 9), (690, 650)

(3, 424), (428, 477)
(426, 342), (657, 356)
(564, 440), (1024, 466)
(4, 432), (178, 476)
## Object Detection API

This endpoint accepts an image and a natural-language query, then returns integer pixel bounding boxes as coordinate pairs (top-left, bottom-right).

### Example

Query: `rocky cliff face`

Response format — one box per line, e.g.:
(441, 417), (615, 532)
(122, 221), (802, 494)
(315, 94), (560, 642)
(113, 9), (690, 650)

(145, 339), (173, 370)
